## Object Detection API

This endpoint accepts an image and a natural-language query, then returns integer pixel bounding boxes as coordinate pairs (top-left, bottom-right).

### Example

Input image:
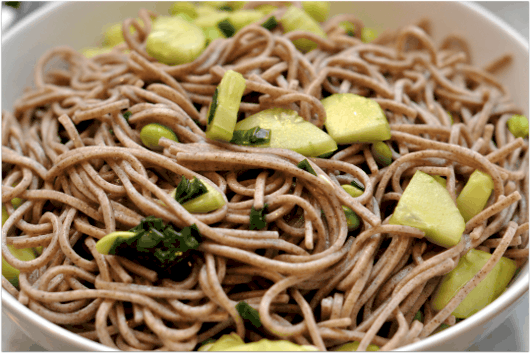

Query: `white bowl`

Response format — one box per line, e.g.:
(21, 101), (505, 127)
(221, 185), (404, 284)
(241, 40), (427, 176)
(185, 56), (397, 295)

(2, 2), (528, 351)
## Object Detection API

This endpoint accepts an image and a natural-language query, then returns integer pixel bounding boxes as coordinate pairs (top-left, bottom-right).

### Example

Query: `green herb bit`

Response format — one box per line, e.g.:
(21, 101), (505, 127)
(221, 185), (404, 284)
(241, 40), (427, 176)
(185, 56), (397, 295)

(217, 19), (236, 37)
(207, 87), (219, 125)
(261, 16), (278, 30)
(230, 126), (271, 145)
(123, 111), (132, 122)
(507, 114), (529, 138)
(236, 301), (262, 328)
(174, 176), (209, 204)
(297, 159), (317, 176)
(5, 2), (20, 9)
(413, 310), (423, 322)
(109, 216), (202, 276)
(249, 204), (268, 230)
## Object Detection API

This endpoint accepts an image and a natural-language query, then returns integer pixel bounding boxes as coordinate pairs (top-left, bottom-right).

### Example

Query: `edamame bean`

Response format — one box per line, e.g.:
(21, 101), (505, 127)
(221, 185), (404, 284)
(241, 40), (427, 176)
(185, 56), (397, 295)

(507, 114), (529, 138)
(371, 141), (392, 166)
(342, 206), (361, 231)
(146, 16), (206, 65)
(140, 123), (178, 150)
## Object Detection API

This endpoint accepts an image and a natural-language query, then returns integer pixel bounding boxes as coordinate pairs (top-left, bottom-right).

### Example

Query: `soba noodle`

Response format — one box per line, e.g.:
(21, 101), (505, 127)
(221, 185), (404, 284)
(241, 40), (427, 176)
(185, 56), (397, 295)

(2, 5), (528, 351)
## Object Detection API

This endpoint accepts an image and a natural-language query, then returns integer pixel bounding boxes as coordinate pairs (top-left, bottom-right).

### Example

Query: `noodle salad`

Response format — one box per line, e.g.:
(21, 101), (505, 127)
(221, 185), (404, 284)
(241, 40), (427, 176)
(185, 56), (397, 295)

(2, 2), (528, 351)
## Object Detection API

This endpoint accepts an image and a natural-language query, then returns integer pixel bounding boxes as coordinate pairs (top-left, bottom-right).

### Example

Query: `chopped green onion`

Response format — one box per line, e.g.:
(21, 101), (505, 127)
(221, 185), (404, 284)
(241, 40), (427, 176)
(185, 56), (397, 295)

(236, 301), (262, 328)
(100, 216), (202, 279)
(217, 19), (236, 37)
(123, 111), (132, 122)
(413, 311), (423, 322)
(249, 204), (268, 230)
(174, 176), (209, 204)
(297, 159), (317, 176)
(261, 16), (278, 31)
(230, 126), (271, 145)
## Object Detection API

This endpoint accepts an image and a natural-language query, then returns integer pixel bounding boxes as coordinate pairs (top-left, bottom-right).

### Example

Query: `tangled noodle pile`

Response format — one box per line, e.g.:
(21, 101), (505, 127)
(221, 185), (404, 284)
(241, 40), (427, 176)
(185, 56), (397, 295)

(2, 5), (528, 351)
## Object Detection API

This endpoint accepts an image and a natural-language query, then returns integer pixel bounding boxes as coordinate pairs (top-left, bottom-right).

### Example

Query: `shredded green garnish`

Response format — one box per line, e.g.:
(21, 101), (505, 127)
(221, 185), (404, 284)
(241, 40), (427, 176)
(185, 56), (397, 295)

(108, 217), (202, 277)
(230, 126), (271, 146)
(123, 111), (132, 122)
(217, 19), (236, 37)
(261, 16), (278, 30)
(249, 204), (268, 230)
(297, 159), (317, 176)
(174, 176), (209, 204)
(236, 301), (262, 328)
(413, 311), (423, 322)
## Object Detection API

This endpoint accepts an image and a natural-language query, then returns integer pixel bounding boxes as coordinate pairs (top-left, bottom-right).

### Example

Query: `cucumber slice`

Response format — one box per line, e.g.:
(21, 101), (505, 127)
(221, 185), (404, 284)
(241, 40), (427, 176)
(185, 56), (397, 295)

(169, 1), (198, 19)
(228, 9), (264, 31)
(321, 93), (391, 144)
(389, 171), (465, 248)
(170, 179), (226, 213)
(261, 16), (278, 31)
(206, 70), (246, 142)
(194, 12), (230, 29)
(456, 170), (494, 222)
(146, 16), (206, 65)
(95, 231), (137, 255)
(234, 108), (337, 157)
(2, 244), (37, 287)
(301, 1), (330, 23)
(280, 6), (327, 52)
(217, 19), (236, 37)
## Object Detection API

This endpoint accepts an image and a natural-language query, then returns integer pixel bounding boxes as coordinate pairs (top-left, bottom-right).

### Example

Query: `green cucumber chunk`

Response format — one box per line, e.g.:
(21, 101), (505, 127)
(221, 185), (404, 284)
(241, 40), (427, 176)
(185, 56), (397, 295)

(228, 9), (264, 31)
(280, 6), (327, 52)
(342, 184), (363, 198)
(389, 171), (465, 248)
(361, 27), (378, 43)
(103, 21), (139, 47)
(169, 1), (198, 19)
(199, 333), (244, 351)
(335, 341), (380, 351)
(95, 231), (137, 255)
(321, 93), (391, 144)
(261, 16), (278, 30)
(200, 333), (318, 351)
(507, 114), (529, 138)
(234, 108), (337, 157)
(206, 70), (246, 142)
(255, 4), (277, 15)
(456, 170), (494, 222)
(194, 12), (230, 29)
(2, 244), (37, 287)
(146, 16), (206, 65)
(432, 175), (447, 188)
(170, 178), (226, 213)
(217, 19), (236, 37)
(203, 25), (226, 43)
(431, 249), (517, 318)
(230, 126), (271, 145)
(301, 1), (330, 23)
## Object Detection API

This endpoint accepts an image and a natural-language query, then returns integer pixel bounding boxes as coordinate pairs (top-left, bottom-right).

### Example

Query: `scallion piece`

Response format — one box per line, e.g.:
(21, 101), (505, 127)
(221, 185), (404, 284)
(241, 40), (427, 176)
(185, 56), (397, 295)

(236, 301), (262, 328)
(174, 176), (209, 204)
(261, 16), (278, 30)
(217, 19), (236, 37)
(249, 204), (268, 230)
(297, 159), (317, 176)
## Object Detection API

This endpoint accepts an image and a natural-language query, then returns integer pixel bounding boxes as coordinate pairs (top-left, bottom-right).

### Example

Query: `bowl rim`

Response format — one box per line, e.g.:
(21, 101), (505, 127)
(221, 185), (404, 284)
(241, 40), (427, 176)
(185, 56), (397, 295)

(2, 1), (528, 351)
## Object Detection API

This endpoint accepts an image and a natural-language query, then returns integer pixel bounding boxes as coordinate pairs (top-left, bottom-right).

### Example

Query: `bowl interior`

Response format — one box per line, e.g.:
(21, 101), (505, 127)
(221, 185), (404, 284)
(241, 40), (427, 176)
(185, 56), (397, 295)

(2, 2), (528, 351)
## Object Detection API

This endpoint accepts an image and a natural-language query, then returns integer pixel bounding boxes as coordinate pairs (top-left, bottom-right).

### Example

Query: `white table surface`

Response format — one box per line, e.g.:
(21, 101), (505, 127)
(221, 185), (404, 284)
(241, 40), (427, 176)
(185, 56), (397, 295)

(2, 1), (528, 351)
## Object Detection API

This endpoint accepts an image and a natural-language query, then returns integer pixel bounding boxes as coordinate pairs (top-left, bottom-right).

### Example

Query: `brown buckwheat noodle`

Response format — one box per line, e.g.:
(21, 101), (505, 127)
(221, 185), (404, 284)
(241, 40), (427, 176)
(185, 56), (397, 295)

(2, 7), (528, 351)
